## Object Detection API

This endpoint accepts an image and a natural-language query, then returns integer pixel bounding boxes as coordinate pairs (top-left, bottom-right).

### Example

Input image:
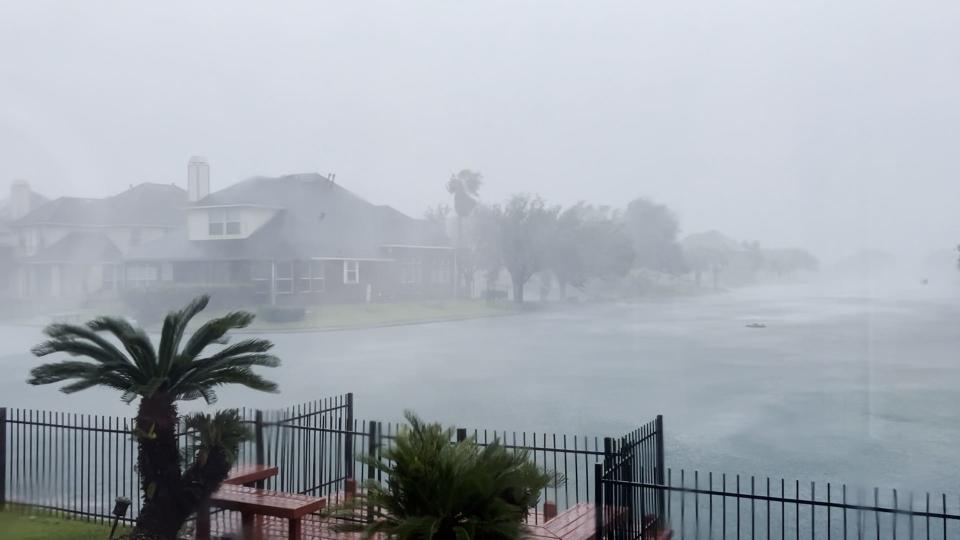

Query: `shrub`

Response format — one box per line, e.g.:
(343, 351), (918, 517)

(337, 412), (555, 540)
(122, 284), (259, 324)
(257, 306), (307, 323)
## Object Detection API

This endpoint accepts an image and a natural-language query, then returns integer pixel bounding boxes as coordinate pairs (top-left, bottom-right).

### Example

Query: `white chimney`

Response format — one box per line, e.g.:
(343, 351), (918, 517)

(10, 180), (32, 219)
(187, 156), (210, 202)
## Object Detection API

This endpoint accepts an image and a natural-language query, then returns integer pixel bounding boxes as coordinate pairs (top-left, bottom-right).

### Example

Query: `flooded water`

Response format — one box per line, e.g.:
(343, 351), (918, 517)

(2, 280), (959, 494)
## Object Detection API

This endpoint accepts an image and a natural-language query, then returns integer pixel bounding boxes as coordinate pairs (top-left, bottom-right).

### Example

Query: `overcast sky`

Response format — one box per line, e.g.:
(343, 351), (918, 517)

(2, 1), (959, 262)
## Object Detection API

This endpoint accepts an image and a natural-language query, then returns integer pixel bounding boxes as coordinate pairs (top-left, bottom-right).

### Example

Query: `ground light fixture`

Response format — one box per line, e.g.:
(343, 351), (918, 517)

(109, 497), (131, 540)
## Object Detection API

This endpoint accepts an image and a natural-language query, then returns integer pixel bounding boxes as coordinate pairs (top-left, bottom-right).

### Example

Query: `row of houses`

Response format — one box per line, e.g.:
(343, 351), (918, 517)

(0, 158), (455, 311)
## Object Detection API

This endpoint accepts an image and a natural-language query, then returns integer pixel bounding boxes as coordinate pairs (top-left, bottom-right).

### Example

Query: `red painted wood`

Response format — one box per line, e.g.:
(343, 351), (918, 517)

(224, 464), (280, 486)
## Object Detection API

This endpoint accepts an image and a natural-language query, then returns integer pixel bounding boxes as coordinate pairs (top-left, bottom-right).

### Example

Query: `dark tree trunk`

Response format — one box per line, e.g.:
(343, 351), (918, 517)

(130, 394), (183, 540)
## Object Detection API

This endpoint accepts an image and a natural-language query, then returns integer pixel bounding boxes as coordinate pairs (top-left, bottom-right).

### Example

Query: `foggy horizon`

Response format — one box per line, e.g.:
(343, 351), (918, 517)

(4, 1), (960, 263)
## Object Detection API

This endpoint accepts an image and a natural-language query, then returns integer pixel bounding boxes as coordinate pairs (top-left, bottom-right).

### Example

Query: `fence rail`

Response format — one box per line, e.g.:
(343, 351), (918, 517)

(0, 393), (606, 527)
(0, 393), (354, 524)
(601, 470), (960, 539)
(6, 399), (960, 540)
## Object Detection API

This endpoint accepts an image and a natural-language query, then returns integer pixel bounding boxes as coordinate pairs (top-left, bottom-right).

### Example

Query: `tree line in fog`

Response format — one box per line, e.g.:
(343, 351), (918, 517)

(428, 170), (819, 302)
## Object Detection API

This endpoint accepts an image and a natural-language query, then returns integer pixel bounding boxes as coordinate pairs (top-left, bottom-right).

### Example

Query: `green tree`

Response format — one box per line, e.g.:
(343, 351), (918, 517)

(447, 170), (483, 298)
(498, 195), (559, 303)
(681, 230), (739, 289)
(762, 248), (819, 277)
(337, 412), (553, 540)
(469, 203), (505, 295)
(28, 296), (279, 540)
(623, 198), (686, 275)
(549, 203), (633, 297)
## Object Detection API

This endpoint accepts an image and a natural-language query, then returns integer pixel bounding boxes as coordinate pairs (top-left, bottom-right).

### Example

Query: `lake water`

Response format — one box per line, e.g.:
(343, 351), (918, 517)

(2, 279), (959, 494)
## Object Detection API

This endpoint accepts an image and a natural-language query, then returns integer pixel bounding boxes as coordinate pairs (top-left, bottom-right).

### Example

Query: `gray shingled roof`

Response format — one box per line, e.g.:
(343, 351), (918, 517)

(126, 173), (449, 262)
(13, 183), (186, 228)
(26, 231), (122, 263)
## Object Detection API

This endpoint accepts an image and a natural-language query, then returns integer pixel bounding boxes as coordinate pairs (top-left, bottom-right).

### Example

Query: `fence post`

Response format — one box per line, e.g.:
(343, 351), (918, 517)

(594, 462), (604, 540)
(345, 393), (354, 480)
(366, 421), (378, 523)
(602, 435), (615, 536)
(0, 407), (6, 508)
(655, 415), (666, 528)
(456, 428), (467, 443)
(254, 410), (265, 464)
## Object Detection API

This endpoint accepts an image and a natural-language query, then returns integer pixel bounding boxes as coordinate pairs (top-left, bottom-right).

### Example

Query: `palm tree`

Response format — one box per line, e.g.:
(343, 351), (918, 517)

(447, 169), (483, 298)
(28, 295), (279, 540)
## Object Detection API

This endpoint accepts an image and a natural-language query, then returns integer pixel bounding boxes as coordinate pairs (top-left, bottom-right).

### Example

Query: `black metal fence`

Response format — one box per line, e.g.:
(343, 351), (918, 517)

(650, 472), (960, 540)
(597, 415), (666, 540)
(0, 393), (607, 526)
(597, 419), (960, 540)
(0, 408), (141, 522)
(7, 398), (960, 540)
(0, 393), (355, 524)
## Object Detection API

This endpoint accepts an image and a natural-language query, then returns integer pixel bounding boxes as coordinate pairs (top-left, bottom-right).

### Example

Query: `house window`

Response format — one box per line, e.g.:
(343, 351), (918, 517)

(275, 261), (293, 294)
(297, 260), (325, 292)
(343, 260), (360, 284)
(400, 257), (422, 284)
(126, 264), (159, 288)
(251, 261), (272, 296)
(209, 209), (241, 236)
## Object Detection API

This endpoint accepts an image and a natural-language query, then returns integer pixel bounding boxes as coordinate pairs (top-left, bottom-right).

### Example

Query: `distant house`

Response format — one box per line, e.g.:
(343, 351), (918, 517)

(0, 180), (48, 296)
(10, 183), (186, 300)
(124, 169), (453, 305)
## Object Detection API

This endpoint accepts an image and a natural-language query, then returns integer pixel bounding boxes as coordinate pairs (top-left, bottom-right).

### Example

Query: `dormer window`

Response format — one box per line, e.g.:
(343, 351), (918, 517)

(209, 209), (241, 236)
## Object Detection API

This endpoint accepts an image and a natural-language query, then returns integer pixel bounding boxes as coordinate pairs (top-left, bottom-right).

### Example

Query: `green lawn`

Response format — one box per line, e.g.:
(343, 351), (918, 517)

(200, 299), (518, 332)
(0, 510), (128, 539)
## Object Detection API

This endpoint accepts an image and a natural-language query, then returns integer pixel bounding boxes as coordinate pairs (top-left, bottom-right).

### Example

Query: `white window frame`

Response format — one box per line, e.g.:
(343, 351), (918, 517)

(208, 209), (242, 236)
(125, 264), (159, 289)
(298, 260), (325, 292)
(343, 260), (360, 284)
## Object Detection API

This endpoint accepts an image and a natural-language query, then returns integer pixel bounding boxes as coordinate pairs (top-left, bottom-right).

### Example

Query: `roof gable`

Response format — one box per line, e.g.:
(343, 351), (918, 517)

(14, 183), (186, 228)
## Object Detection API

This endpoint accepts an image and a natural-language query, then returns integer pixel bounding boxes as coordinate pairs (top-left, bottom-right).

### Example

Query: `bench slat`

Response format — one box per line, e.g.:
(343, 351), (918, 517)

(211, 484), (326, 519)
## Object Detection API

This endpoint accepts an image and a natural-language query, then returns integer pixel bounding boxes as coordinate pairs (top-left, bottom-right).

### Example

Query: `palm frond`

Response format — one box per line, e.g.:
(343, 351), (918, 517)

(157, 295), (210, 374)
(31, 339), (144, 382)
(184, 409), (251, 465)
(87, 316), (157, 375)
(203, 368), (279, 394)
(30, 295), (278, 406)
(39, 323), (131, 365)
(180, 311), (255, 361)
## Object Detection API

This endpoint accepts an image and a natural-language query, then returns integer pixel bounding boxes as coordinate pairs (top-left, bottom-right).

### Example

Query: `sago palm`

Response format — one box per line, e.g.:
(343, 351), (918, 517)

(337, 412), (554, 540)
(28, 295), (279, 540)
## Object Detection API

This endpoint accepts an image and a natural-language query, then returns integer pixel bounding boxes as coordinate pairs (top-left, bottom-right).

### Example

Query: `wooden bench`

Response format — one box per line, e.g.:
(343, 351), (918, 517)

(207, 484), (326, 540)
(224, 464), (279, 487)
